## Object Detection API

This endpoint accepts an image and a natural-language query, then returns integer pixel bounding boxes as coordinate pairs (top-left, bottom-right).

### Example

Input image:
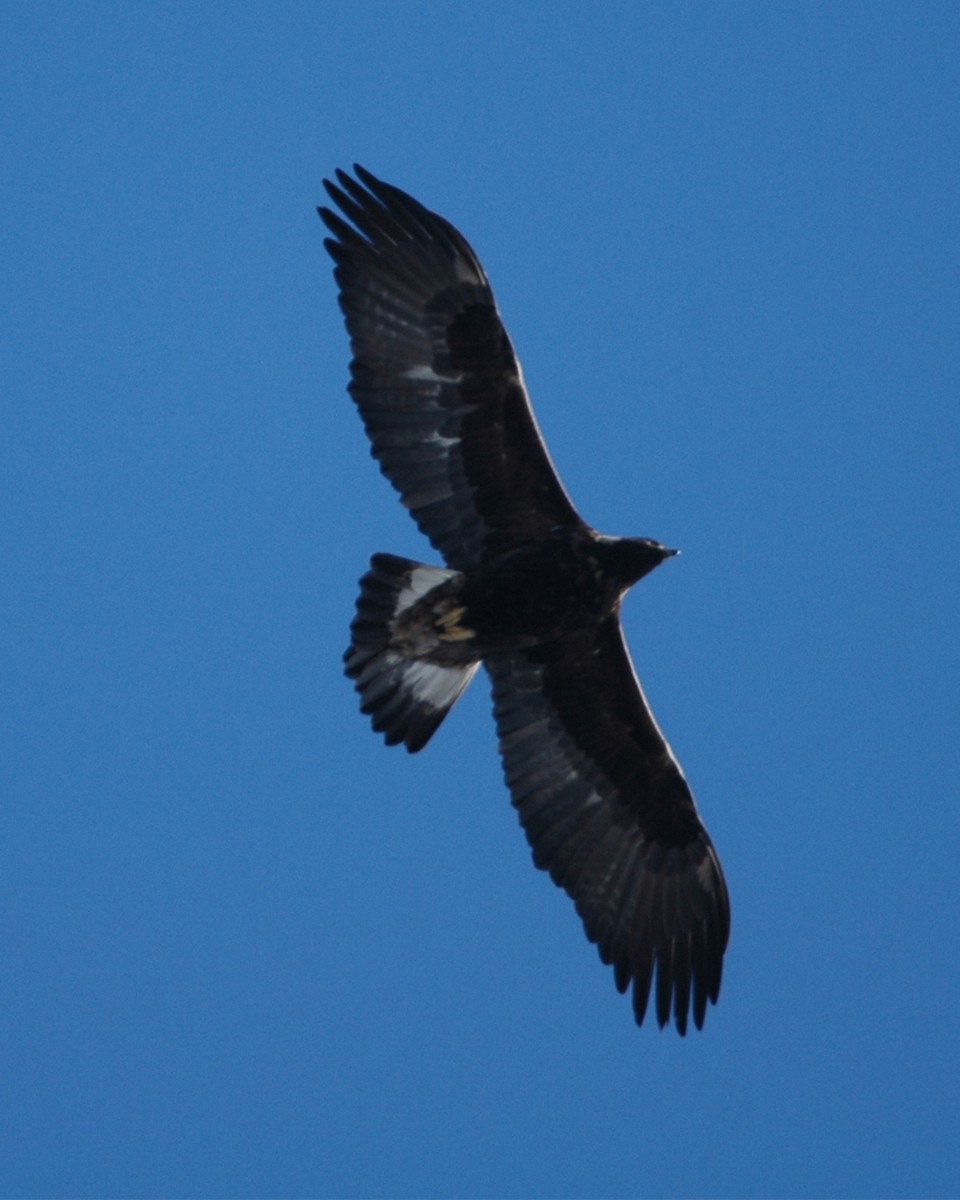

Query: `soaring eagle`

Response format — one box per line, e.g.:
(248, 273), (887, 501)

(319, 166), (730, 1034)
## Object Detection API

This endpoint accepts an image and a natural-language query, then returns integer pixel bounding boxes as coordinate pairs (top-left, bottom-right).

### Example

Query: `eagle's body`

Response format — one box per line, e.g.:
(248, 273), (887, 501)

(320, 166), (730, 1034)
(406, 531), (673, 655)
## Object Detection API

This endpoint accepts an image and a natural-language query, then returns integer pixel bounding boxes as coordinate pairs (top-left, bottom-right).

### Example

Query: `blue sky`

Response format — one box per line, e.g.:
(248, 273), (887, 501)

(2, 3), (959, 1196)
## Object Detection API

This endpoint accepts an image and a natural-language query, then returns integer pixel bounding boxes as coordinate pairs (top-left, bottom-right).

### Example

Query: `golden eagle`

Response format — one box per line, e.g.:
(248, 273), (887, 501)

(320, 166), (730, 1033)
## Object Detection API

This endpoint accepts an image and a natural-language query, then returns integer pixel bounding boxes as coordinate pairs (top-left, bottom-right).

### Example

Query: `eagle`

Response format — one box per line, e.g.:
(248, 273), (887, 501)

(319, 166), (730, 1034)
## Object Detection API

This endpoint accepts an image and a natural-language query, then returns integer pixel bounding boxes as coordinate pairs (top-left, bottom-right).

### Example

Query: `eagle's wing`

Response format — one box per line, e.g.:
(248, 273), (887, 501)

(320, 165), (583, 571)
(486, 615), (730, 1034)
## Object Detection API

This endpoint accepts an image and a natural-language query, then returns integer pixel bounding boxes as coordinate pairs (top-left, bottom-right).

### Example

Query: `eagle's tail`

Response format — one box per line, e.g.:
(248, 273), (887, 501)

(344, 553), (481, 753)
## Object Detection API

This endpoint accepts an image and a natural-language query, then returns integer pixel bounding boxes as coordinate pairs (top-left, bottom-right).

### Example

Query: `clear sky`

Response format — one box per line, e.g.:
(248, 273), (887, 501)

(3, 3), (959, 1197)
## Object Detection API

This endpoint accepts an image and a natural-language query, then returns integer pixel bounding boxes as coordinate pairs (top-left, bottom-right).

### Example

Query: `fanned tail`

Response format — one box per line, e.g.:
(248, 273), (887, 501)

(344, 553), (480, 752)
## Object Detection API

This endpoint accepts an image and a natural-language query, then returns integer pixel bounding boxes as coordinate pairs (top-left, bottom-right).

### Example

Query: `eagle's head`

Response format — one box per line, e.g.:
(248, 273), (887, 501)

(594, 533), (678, 589)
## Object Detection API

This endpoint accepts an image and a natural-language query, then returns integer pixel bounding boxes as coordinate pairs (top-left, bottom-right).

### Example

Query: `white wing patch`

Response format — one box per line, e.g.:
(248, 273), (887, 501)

(426, 430), (458, 450)
(402, 364), (464, 384)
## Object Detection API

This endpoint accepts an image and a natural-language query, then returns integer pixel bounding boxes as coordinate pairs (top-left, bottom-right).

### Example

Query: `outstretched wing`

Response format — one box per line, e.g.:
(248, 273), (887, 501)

(486, 615), (730, 1034)
(320, 165), (583, 571)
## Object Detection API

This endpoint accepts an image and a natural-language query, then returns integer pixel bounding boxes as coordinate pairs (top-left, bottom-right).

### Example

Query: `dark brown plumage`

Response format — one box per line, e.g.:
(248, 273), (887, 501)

(320, 165), (730, 1033)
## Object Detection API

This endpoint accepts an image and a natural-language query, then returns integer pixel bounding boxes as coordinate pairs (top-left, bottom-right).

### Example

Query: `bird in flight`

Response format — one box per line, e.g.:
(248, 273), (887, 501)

(319, 166), (730, 1033)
